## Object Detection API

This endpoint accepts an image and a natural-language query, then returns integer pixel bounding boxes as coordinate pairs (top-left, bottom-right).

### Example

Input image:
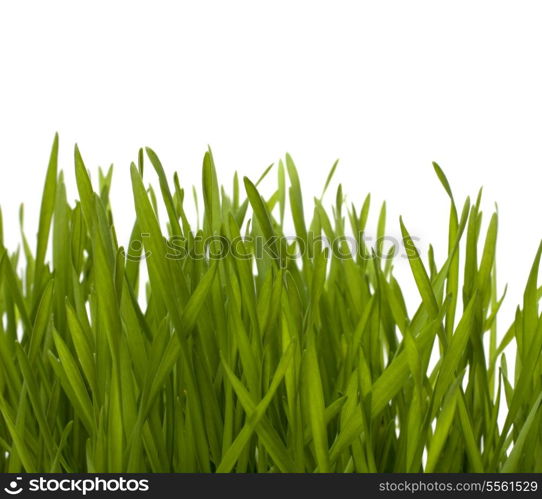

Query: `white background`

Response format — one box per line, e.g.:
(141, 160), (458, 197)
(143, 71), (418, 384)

(1, 1), (541, 327)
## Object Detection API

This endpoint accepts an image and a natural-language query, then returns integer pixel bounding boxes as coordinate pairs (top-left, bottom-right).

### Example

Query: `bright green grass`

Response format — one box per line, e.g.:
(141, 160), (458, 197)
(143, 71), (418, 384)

(0, 135), (541, 473)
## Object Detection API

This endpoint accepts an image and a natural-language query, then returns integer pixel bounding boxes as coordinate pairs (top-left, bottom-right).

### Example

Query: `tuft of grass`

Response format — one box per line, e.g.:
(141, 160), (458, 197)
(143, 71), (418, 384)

(0, 136), (541, 473)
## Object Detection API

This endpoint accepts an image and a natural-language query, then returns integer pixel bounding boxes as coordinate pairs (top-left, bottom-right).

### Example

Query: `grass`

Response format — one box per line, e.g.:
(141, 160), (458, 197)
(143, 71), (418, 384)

(0, 134), (541, 473)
